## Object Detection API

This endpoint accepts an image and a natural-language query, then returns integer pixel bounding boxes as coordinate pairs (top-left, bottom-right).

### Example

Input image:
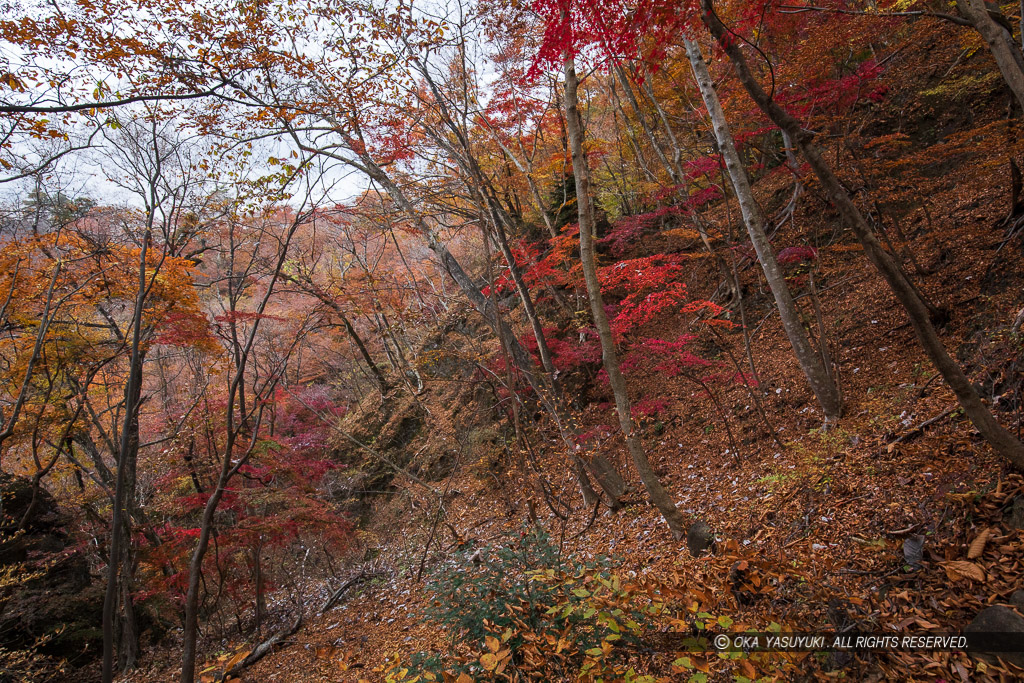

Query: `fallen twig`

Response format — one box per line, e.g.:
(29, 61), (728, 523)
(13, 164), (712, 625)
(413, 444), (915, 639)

(568, 498), (602, 542)
(222, 610), (303, 680)
(320, 569), (386, 614)
(888, 404), (959, 446)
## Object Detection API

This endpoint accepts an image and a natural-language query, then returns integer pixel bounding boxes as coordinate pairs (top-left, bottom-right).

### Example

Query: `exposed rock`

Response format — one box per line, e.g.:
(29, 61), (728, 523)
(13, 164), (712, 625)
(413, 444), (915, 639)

(0, 474), (103, 664)
(964, 606), (1024, 669)
(1008, 496), (1024, 530)
(0, 472), (64, 537)
(1010, 590), (1024, 611)
(902, 534), (925, 569)
(686, 520), (715, 557)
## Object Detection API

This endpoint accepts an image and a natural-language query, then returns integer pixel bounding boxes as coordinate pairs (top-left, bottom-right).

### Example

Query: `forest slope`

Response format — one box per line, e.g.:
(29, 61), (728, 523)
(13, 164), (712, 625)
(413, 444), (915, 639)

(2, 1), (1024, 682)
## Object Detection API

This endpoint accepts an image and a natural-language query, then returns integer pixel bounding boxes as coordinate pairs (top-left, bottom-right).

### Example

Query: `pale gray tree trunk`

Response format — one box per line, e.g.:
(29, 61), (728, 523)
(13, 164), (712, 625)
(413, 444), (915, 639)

(563, 54), (686, 537)
(684, 37), (842, 424)
(101, 233), (147, 683)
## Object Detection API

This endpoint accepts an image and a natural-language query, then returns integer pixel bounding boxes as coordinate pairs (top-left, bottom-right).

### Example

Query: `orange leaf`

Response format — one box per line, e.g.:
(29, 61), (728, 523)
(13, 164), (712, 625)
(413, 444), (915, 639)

(481, 652), (499, 671)
(739, 658), (757, 678)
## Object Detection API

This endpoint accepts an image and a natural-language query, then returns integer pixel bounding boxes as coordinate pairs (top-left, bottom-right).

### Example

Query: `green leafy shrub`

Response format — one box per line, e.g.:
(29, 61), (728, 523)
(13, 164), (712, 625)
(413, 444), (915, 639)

(383, 534), (802, 683)
(388, 523), (661, 681)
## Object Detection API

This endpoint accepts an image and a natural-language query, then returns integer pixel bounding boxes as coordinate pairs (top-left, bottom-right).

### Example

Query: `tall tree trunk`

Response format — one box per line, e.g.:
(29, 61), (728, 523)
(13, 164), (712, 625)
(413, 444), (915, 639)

(118, 568), (138, 670)
(102, 232), (148, 683)
(117, 366), (143, 672)
(563, 54), (686, 537)
(684, 37), (842, 424)
(957, 0), (1024, 110)
(701, 0), (1024, 469)
(180, 458), (230, 683)
(181, 211), (303, 683)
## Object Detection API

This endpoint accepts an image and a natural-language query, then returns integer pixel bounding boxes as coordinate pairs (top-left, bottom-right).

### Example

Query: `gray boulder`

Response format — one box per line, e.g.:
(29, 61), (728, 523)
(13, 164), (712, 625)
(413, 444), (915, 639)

(964, 605), (1024, 669)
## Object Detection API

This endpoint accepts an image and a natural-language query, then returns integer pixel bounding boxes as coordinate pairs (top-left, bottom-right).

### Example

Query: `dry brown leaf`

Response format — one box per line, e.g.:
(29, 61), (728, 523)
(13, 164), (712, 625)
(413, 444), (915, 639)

(942, 560), (986, 582)
(968, 528), (992, 559)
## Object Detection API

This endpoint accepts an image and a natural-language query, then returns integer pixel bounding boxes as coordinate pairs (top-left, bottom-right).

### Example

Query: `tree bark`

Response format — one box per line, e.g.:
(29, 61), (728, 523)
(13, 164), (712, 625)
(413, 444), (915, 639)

(957, 0), (1024, 110)
(563, 54), (686, 537)
(180, 212), (304, 683)
(102, 232), (148, 683)
(702, 0), (1024, 469)
(684, 37), (842, 423)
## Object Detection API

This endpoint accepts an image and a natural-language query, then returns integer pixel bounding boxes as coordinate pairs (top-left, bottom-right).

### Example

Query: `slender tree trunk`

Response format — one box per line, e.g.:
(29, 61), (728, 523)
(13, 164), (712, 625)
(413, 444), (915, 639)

(957, 0), (1024, 110)
(102, 232), (149, 683)
(702, 0), (1024, 468)
(253, 540), (266, 635)
(338, 312), (389, 396)
(563, 54), (686, 537)
(117, 364), (143, 671)
(684, 37), (842, 424)
(181, 212), (303, 683)
(118, 569), (138, 670)
(180, 458), (230, 683)
(487, 133), (559, 238)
